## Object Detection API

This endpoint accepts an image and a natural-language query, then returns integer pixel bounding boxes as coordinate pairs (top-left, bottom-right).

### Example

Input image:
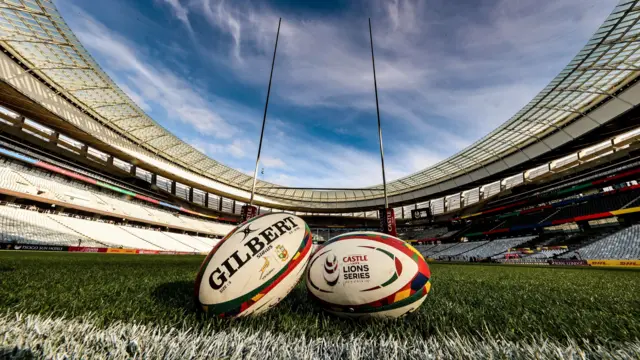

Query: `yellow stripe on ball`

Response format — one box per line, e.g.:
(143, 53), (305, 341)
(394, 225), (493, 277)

(394, 289), (411, 302)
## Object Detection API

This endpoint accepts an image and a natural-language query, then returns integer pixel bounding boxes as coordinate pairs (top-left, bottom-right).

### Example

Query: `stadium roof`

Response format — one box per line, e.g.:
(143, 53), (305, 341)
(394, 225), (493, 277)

(0, 0), (640, 204)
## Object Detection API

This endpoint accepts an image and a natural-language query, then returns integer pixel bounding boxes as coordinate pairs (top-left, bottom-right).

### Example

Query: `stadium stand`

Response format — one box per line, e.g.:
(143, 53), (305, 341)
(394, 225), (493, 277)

(48, 214), (164, 250)
(526, 249), (568, 259)
(119, 227), (199, 252)
(438, 229), (460, 238)
(546, 190), (640, 221)
(195, 235), (219, 247)
(464, 236), (537, 259)
(165, 232), (219, 249)
(413, 244), (436, 254)
(0, 159), (234, 236)
(399, 227), (449, 240)
(0, 204), (213, 252)
(433, 241), (489, 259)
(420, 243), (459, 257)
(561, 225), (640, 260)
(0, 205), (103, 247)
(462, 220), (506, 235)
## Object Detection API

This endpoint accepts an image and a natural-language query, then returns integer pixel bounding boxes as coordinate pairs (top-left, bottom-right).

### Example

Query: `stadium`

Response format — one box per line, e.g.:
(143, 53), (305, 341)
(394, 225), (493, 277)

(1, 0), (640, 358)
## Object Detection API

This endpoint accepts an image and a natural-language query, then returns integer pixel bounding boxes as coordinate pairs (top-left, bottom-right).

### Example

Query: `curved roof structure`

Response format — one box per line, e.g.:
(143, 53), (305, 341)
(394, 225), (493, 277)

(0, 0), (639, 206)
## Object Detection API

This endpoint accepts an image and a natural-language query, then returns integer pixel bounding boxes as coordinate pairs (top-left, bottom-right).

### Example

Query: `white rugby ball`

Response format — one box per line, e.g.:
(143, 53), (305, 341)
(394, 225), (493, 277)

(194, 213), (312, 317)
(306, 231), (431, 318)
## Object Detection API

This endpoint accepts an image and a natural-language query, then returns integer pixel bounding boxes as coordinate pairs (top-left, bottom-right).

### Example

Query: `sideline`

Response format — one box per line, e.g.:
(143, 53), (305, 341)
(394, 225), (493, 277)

(428, 261), (640, 271)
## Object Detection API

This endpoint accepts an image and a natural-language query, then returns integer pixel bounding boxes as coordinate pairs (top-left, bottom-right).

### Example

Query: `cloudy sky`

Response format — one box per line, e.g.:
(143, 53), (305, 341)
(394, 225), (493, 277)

(56, 0), (617, 188)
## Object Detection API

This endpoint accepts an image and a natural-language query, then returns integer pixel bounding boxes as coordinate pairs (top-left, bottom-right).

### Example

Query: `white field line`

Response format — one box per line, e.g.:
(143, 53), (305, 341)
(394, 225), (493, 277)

(0, 312), (639, 359)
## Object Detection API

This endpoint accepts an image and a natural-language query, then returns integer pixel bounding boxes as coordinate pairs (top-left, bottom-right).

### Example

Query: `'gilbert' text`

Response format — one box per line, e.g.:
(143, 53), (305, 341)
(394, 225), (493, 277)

(209, 217), (299, 291)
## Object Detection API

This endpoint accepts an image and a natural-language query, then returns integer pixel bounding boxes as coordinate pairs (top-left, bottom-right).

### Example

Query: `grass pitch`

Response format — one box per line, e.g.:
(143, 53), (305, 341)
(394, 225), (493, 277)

(1, 251), (639, 359)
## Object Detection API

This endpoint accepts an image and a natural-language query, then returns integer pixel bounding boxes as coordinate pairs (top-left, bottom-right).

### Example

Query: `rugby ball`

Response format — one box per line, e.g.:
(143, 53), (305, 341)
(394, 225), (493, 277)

(306, 231), (431, 318)
(194, 213), (312, 317)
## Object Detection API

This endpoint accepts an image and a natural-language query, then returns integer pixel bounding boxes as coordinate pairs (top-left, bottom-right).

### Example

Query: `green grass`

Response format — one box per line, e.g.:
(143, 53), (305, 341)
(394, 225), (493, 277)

(0, 251), (639, 358)
(0, 251), (640, 359)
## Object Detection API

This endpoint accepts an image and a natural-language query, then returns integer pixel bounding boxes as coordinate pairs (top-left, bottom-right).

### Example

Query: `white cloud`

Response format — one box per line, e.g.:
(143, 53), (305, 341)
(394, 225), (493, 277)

(202, 0), (243, 61)
(70, 9), (244, 140)
(65, 0), (619, 190)
(227, 139), (253, 158)
(261, 156), (286, 169)
(196, 0), (616, 140)
(156, 0), (193, 33)
(187, 138), (255, 160)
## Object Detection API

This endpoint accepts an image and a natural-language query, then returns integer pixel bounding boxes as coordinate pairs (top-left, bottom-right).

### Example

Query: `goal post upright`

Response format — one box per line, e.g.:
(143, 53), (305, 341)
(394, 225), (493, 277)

(244, 18), (282, 221)
(368, 18), (397, 236)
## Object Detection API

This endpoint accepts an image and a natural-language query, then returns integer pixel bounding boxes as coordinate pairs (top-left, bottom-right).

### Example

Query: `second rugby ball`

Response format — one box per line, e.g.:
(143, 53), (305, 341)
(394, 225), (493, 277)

(306, 231), (431, 318)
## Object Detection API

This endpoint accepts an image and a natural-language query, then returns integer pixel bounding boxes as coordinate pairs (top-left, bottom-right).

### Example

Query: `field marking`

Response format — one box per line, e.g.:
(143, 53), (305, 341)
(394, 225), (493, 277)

(1, 312), (639, 359)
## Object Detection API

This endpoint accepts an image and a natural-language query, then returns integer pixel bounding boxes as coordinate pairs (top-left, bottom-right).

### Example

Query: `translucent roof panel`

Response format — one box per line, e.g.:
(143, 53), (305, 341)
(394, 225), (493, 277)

(0, 0), (639, 203)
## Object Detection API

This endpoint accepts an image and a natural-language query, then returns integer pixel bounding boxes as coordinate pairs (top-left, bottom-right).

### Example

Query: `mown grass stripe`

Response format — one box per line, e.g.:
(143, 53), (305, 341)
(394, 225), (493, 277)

(1, 251), (639, 351)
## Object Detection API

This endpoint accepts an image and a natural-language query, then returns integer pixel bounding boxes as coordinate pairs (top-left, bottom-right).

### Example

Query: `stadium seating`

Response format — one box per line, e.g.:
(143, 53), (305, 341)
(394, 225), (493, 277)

(438, 229), (460, 238)
(119, 227), (198, 252)
(413, 244), (436, 254)
(193, 235), (220, 247)
(433, 241), (489, 259)
(0, 205), (215, 251)
(49, 215), (164, 250)
(463, 188), (640, 235)
(526, 249), (568, 259)
(463, 220), (505, 234)
(0, 205), (103, 247)
(165, 232), (218, 250)
(561, 225), (640, 259)
(502, 209), (557, 228)
(420, 243), (459, 257)
(546, 191), (639, 222)
(626, 193), (640, 209)
(402, 227), (448, 239)
(462, 236), (537, 259)
(0, 160), (234, 236)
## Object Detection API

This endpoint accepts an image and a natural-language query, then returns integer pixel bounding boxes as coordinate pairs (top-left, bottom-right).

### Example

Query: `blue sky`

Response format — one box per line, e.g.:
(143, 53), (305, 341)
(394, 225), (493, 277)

(56, 0), (618, 188)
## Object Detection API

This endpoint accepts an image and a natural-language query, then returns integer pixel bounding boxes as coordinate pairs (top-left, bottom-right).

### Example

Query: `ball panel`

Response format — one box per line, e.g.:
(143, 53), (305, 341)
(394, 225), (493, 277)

(207, 226), (313, 317)
(308, 279), (430, 315)
(306, 232), (431, 318)
(244, 246), (312, 316)
(326, 291), (429, 318)
(195, 214), (312, 317)
(306, 238), (419, 306)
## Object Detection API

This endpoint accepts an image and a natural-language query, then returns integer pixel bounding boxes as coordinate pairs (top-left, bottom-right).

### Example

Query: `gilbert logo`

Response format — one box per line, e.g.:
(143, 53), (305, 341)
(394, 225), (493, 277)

(239, 225), (257, 241)
(208, 216), (299, 291)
